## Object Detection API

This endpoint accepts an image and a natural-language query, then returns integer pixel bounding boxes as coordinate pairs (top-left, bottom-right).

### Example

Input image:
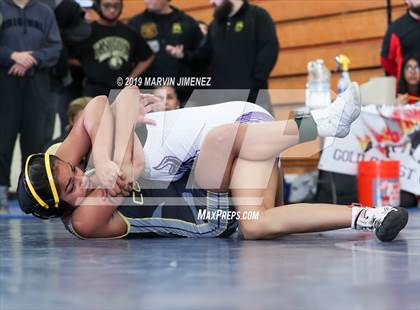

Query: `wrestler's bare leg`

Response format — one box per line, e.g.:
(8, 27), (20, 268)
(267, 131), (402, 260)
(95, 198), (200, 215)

(194, 120), (299, 192)
(194, 84), (407, 241)
(229, 158), (351, 239)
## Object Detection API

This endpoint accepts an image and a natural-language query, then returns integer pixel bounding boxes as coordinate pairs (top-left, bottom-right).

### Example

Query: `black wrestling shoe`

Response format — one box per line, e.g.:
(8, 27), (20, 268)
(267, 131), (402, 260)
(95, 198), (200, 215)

(353, 206), (409, 242)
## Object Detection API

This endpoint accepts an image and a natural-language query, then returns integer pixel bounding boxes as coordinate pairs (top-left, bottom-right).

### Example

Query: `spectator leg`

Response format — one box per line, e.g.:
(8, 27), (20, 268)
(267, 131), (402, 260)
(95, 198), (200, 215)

(20, 72), (50, 166)
(0, 72), (23, 187)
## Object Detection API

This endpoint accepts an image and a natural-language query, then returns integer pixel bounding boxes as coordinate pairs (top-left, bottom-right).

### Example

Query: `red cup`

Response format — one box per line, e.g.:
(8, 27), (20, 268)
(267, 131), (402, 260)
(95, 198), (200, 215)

(358, 160), (400, 207)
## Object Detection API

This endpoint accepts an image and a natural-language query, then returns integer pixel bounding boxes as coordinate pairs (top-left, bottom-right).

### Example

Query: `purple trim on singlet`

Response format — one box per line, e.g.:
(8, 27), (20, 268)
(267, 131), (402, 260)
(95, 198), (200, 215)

(153, 151), (199, 175)
(235, 111), (274, 123)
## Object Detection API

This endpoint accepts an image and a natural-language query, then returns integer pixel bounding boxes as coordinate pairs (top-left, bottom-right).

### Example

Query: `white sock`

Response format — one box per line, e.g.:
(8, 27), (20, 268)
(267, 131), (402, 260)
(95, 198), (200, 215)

(351, 206), (363, 229)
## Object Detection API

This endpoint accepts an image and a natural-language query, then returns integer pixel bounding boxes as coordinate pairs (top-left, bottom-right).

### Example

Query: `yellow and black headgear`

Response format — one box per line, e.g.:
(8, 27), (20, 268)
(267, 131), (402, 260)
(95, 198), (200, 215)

(17, 153), (65, 219)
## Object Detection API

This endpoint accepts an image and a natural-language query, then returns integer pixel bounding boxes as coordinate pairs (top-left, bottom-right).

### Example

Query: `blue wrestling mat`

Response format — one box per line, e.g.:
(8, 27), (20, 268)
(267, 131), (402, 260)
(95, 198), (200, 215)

(0, 199), (34, 219)
(1, 206), (419, 310)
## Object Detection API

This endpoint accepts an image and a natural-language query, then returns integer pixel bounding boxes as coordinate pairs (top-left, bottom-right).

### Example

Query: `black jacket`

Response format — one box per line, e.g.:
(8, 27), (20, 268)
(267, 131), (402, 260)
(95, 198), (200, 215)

(53, 0), (91, 86)
(186, 3), (279, 100)
(128, 6), (203, 80)
(381, 12), (420, 78)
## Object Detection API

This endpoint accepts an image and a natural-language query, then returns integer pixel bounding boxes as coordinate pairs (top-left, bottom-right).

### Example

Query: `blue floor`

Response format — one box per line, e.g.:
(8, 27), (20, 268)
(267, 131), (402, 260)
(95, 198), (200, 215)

(1, 204), (419, 310)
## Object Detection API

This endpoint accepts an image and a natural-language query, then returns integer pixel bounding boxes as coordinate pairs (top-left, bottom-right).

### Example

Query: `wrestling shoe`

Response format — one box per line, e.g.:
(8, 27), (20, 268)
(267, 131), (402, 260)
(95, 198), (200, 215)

(311, 82), (361, 138)
(352, 205), (409, 242)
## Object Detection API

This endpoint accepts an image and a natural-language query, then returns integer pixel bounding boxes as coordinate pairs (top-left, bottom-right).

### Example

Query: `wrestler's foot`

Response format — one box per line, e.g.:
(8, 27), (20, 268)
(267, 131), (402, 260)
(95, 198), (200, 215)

(352, 205), (409, 242)
(311, 82), (361, 138)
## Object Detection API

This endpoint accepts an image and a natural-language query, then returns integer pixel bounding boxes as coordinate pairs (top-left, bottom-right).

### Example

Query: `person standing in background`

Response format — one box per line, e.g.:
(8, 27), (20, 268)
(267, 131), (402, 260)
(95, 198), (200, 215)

(396, 53), (420, 207)
(0, 0), (62, 213)
(40, 0), (92, 144)
(381, 0), (420, 79)
(75, 0), (154, 97)
(167, 0), (279, 113)
(397, 54), (420, 104)
(128, 0), (203, 103)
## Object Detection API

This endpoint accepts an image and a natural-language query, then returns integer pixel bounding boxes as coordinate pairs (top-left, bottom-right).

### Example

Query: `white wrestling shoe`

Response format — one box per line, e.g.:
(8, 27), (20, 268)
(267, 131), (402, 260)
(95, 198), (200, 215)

(311, 82), (361, 138)
(352, 205), (409, 242)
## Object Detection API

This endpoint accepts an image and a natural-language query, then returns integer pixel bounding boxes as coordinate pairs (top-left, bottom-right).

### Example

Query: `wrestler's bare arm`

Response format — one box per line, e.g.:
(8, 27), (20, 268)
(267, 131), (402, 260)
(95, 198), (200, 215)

(55, 95), (111, 167)
(111, 86), (146, 182)
(71, 189), (128, 238)
(64, 88), (147, 238)
(71, 136), (145, 238)
(73, 135), (147, 236)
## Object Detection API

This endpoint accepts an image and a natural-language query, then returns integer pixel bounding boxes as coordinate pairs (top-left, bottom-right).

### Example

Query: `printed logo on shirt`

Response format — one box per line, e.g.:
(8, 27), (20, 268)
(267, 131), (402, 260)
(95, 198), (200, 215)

(140, 22), (158, 39)
(235, 20), (244, 32)
(172, 22), (182, 34)
(93, 36), (130, 70)
(147, 40), (160, 53)
(2, 17), (43, 32)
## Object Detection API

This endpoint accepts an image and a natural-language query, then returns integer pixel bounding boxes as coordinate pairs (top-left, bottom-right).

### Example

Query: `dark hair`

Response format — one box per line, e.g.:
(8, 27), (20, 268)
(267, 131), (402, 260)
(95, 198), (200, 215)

(94, 0), (122, 9)
(398, 53), (420, 96)
(17, 155), (71, 219)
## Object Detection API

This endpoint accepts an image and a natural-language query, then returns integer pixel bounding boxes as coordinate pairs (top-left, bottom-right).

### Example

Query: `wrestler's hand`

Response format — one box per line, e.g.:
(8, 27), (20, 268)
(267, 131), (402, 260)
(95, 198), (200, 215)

(82, 170), (131, 197)
(136, 94), (162, 126)
(141, 94), (165, 113)
(95, 159), (123, 189)
(106, 174), (131, 197)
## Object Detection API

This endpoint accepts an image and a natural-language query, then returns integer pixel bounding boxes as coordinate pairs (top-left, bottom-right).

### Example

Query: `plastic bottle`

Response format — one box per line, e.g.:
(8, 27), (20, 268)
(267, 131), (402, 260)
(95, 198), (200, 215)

(336, 54), (352, 94)
(305, 59), (331, 110)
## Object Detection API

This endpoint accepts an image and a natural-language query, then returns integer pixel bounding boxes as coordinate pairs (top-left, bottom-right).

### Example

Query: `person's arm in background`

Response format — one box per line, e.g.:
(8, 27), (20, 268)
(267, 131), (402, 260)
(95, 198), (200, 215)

(251, 7), (279, 96)
(0, 2), (14, 68)
(129, 32), (155, 78)
(187, 16), (204, 51)
(31, 9), (63, 69)
(166, 22), (212, 65)
(0, 46), (14, 68)
(129, 55), (155, 78)
(380, 25), (403, 77)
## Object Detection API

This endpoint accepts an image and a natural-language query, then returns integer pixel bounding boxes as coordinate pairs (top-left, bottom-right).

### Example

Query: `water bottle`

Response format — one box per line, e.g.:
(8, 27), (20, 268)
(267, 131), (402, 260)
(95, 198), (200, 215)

(336, 55), (352, 94)
(305, 59), (331, 110)
(337, 71), (351, 94)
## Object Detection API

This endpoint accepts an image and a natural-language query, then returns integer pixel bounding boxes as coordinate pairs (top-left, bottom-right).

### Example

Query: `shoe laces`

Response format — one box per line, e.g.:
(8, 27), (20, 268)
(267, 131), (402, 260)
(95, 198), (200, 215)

(372, 207), (397, 230)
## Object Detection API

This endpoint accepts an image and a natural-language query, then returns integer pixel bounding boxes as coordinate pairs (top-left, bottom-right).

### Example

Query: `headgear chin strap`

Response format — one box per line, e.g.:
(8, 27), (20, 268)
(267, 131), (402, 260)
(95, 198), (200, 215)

(24, 153), (60, 210)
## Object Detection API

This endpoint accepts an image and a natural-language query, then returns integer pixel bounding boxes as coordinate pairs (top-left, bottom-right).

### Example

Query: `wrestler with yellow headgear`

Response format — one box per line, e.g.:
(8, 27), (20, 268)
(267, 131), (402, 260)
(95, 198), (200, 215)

(17, 85), (408, 241)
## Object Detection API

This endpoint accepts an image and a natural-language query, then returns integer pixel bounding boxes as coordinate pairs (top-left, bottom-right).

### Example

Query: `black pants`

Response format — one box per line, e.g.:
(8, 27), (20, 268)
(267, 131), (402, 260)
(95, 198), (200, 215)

(0, 70), (52, 186)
